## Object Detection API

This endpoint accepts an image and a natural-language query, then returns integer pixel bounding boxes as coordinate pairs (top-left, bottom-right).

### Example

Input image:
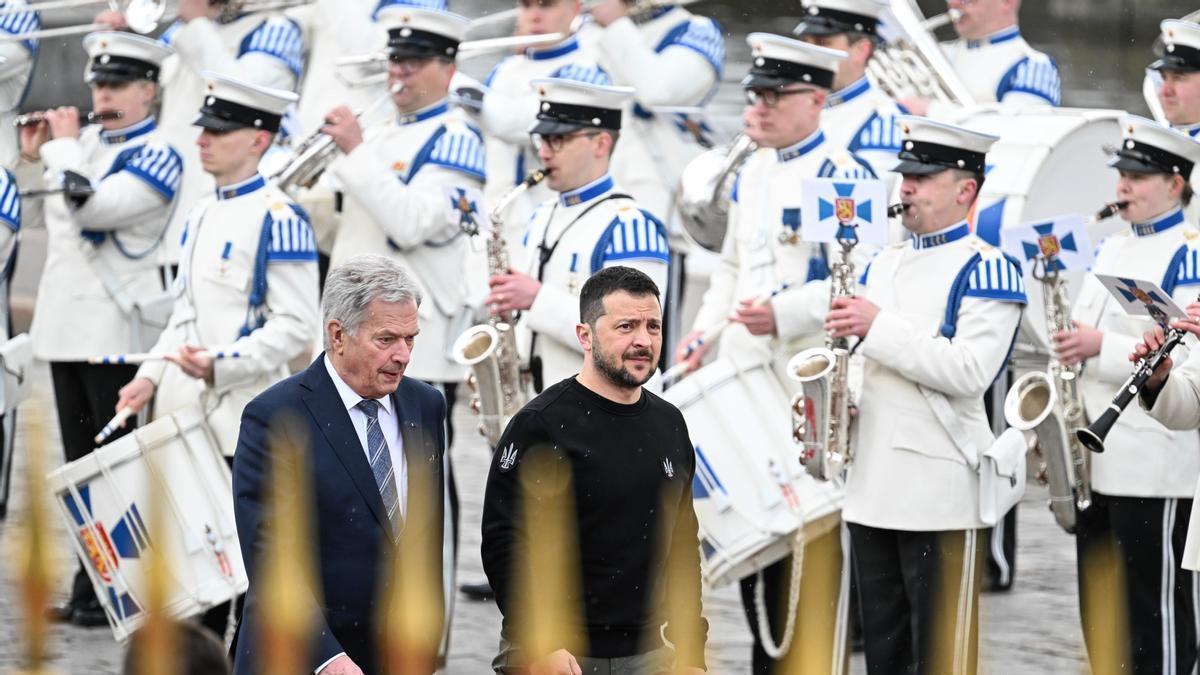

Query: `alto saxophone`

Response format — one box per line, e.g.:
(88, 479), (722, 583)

(1002, 201), (1124, 532)
(787, 226), (861, 481)
(451, 170), (547, 446)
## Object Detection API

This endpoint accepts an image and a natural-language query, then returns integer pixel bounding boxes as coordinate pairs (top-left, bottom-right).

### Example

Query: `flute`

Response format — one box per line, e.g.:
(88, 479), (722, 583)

(662, 282), (792, 387)
(88, 349), (242, 366)
(13, 110), (123, 128)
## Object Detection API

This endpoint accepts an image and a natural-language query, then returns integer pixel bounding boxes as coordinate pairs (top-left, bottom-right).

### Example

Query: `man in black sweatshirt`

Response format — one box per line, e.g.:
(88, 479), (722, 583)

(481, 265), (707, 674)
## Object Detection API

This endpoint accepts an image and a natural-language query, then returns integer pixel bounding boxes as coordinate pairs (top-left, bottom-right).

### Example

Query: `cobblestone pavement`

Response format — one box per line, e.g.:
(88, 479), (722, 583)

(0, 362), (1092, 674)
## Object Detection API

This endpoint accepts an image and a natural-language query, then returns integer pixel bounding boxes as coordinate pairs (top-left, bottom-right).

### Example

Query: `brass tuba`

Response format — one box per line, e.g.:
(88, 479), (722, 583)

(451, 171), (546, 446)
(676, 133), (757, 253)
(868, 1), (975, 105)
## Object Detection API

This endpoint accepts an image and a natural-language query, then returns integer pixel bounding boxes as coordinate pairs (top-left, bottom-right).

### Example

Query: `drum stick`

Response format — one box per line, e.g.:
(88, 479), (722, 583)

(94, 406), (135, 445)
(87, 350), (242, 366)
(662, 282), (792, 388)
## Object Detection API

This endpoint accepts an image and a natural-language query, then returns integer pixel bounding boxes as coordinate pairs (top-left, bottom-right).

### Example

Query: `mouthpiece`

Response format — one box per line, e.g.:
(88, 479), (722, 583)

(887, 203), (908, 218)
(1093, 200), (1130, 222)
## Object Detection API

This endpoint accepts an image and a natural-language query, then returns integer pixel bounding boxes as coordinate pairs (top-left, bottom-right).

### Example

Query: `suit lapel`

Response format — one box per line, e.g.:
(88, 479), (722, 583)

(301, 359), (392, 536)
(392, 382), (438, 543)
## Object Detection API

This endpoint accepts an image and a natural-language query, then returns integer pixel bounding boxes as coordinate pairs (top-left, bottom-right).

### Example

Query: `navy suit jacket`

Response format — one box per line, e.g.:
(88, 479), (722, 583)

(231, 355), (447, 675)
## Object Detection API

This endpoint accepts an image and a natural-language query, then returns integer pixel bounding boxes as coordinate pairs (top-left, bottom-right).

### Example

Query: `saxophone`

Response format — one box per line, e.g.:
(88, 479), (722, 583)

(787, 227), (861, 481)
(1002, 201), (1124, 532)
(451, 170), (547, 446)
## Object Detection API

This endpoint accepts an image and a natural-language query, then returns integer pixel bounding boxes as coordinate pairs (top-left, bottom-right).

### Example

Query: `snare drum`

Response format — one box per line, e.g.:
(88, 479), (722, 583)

(662, 352), (842, 589)
(46, 404), (247, 642)
(952, 107), (1124, 356)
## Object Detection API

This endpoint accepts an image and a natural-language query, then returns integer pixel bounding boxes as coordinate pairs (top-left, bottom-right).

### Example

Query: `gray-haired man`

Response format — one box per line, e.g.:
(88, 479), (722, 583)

(232, 255), (448, 675)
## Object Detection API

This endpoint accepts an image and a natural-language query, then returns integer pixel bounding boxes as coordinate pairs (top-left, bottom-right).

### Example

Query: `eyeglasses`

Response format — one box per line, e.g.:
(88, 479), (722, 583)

(387, 55), (436, 74)
(531, 130), (601, 152)
(743, 87), (819, 108)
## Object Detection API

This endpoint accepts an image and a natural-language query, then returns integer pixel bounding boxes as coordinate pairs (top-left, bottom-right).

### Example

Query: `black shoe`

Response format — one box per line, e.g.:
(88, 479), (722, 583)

(70, 603), (109, 628)
(459, 580), (495, 601)
(45, 602), (76, 623)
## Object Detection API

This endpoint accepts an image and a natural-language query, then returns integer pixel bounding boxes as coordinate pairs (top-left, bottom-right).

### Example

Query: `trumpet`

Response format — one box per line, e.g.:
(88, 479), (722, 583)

(13, 110), (122, 128)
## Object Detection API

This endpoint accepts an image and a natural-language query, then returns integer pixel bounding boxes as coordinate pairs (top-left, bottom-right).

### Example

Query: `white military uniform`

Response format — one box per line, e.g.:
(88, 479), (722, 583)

(22, 116), (183, 359)
(1075, 207), (1200, 500)
(137, 173), (319, 456)
(589, 7), (724, 223)
(0, 169), (19, 337)
(480, 33), (610, 241)
(848, 223), (1025, 530)
(329, 99), (485, 383)
(692, 128), (876, 369)
(936, 26), (1061, 110)
(822, 76), (904, 180)
(519, 173), (670, 387)
(157, 13), (305, 266)
(0, 2), (37, 169)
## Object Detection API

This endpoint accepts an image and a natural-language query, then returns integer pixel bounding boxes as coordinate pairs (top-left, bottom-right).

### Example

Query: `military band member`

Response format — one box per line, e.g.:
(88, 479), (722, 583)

(793, 0), (904, 179)
(0, 165), (15, 521)
(904, 0), (1061, 117)
(115, 73), (319, 463)
(487, 78), (670, 394)
(17, 32), (181, 629)
(822, 117), (1024, 673)
(0, 0), (39, 168)
(107, 0), (307, 272)
(671, 35), (874, 673)
(1056, 117), (1200, 675)
(480, 0), (611, 240)
(585, 0), (724, 224)
(323, 6), (483, 417)
(1151, 20), (1200, 228)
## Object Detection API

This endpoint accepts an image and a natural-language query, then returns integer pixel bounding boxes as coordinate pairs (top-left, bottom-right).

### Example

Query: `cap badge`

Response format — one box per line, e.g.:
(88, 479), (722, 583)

(99, 54), (110, 64)
(400, 27), (412, 37)
(1126, 139), (1135, 149)
(206, 96), (216, 105)
(904, 141), (914, 150)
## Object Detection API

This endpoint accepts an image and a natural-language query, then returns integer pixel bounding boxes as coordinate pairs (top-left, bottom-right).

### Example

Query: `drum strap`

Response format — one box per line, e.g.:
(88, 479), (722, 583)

(526, 193), (632, 393)
(753, 528), (805, 658)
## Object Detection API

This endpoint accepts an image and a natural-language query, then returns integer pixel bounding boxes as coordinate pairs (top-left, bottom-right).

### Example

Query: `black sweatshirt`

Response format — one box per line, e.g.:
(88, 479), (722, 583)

(481, 377), (708, 669)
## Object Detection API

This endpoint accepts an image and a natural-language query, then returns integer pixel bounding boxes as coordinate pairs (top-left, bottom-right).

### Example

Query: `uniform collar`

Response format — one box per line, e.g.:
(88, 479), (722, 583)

(559, 173), (613, 206)
(777, 129), (825, 163)
(1173, 122), (1200, 139)
(398, 99), (449, 125)
(1131, 207), (1185, 237)
(99, 116), (157, 145)
(527, 34), (580, 61)
(966, 25), (1020, 49)
(826, 76), (871, 108)
(215, 173), (267, 200)
(912, 220), (971, 250)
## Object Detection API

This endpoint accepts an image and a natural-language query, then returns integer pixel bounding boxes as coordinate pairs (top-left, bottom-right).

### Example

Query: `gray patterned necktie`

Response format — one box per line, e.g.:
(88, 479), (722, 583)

(356, 398), (400, 538)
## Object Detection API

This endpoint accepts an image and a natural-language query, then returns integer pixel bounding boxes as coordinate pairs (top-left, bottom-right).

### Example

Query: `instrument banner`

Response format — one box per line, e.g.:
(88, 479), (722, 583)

(1095, 273), (1187, 326)
(1001, 213), (1094, 273)
(799, 178), (889, 245)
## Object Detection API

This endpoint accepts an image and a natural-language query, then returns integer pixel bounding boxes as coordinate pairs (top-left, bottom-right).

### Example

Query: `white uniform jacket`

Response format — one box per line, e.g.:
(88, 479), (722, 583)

(1075, 207), (1200, 499)
(0, 169), (19, 339)
(822, 76), (905, 182)
(157, 13), (306, 265)
(20, 117), (183, 360)
(518, 173), (670, 386)
(0, 2), (38, 169)
(690, 129), (877, 367)
(480, 33), (610, 243)
(845, 223), (1025, 531)
(1142, 341), (1200, 570)
(329, 100), (485, 383)
(136, 174), (320, 456)
(589, 6), (724, 221)
(935, 26), (1061, 112)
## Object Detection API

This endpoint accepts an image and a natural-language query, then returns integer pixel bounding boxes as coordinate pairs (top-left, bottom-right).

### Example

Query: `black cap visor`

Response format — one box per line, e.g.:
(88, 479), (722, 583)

(87, 56), (159, 85)
(528, 118), (587, 135)
(192, 97), (283, 133)
(740, 72), (798, 90)
(1150, 54), (1200, 73)
(1109, 140), (1195, 179)
(192, 112), (247, 132)
(387, 28), (458, 60)
(792, 9), (879, 39)
(893, 159), (949, 176)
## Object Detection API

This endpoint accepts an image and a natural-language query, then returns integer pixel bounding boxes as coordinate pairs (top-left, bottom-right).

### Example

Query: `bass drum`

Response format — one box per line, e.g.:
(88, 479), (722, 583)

(951, 106), (1124, 359)
(661, 351), (842, 589)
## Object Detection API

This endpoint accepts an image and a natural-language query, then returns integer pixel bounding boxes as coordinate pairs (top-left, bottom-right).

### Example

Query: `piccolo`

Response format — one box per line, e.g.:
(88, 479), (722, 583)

(13, 110), (123, 128)
(95, 406), (135, 445)
(88, 349), (242, 366)
(662, 282), (792, 388)
(1074, 321), (1188, 454)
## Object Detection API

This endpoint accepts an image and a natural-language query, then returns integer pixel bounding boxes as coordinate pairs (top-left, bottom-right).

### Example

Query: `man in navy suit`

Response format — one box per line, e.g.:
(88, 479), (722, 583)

(231, 255), (447, 675)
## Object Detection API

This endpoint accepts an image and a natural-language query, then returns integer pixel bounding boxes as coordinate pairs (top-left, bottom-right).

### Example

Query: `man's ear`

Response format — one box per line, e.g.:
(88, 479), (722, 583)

(327, 320), (344, 354)
(575, 322), (593, 352)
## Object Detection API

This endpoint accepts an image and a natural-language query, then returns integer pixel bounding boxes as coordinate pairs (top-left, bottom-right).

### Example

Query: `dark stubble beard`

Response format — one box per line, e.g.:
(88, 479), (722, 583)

(591, 337), (655, 389)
